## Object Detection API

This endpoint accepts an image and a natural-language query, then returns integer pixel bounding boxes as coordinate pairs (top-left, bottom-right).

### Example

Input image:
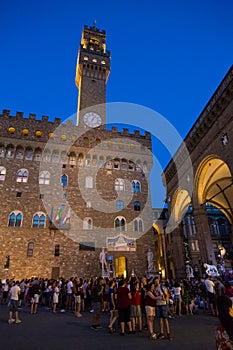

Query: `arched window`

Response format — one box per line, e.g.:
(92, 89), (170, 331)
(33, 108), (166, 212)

(25, 147), (33, 160)
(114, 159), (120, 169)
(132, 180), (141, 193)
(32, 212), (46, 228)
(128, 162), (134, 171)
(116, 200), (124, 210)
(121, 159), (127, 170)
(34, 148), (42, 161)
(133, 218), (143, 232)
(85, 154), (91, 166)
(78, 153), (84, 166)
(60, 151), (67, 164)
(16, 146), (24, 159)
(217, 217), (229, 235)
(61, 174), (68, 187)
(106, 161), (113, 169)
(182, 215), (197, 237)
(114, 217), (126, 231)
(115, 178), (125, 191)
(92, 155), (97, 166)
(0, 144), (5, 158)
(99, 156), (104, 168)
(134, 201), (141, 211)
(83, 217), (93, 230)
(43, 150), (51, 162)
(27, 242), (34, 257)
(0, 166), (6, 181)
(69, 152), (76, 166)
(8, 211), (23, 227)
(39, 171), (50, 185)
(6, 144), (14, 158)
(139, 219), (143, 232)
(16, 169), (29, 183)
(51, 150), (59, 163)
(85, 176), (93, 188)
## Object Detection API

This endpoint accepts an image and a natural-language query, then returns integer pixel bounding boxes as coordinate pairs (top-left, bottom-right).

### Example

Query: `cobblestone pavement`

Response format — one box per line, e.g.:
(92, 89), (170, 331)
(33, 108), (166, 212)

(0, 305), (218, 350)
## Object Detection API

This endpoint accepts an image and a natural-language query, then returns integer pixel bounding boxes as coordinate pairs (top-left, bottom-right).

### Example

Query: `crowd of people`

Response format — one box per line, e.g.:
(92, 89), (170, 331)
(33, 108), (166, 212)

(1, 273), (233, 347)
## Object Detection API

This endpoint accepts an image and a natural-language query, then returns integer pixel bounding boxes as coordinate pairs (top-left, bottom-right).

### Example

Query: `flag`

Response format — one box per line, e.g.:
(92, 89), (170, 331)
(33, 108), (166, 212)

(62, 207), (71, 225)
(49, 207), (53, 224)
(55, 207), (63, 225)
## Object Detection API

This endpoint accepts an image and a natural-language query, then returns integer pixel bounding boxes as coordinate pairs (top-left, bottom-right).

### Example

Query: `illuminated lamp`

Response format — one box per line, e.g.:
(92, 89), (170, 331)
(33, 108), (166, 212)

(61, 134), (67, 141)
(8, 127), (15, 134)
(22, 128), (29, 136)
(48, 132), (54, 138)
(35, 130), (42, 137)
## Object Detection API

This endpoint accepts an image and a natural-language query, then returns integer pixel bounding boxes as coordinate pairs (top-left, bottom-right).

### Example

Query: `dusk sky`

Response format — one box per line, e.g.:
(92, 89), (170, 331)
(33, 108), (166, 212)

(0, 1), (233, 207)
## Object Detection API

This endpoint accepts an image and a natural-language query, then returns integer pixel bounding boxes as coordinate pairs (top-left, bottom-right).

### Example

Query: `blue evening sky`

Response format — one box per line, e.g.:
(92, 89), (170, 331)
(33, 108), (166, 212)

(0, 0), (233, 207)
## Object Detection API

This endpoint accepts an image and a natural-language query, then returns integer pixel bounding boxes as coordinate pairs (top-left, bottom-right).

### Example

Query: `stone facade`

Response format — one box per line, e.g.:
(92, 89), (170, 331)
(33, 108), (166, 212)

(0, 25), (155, 280)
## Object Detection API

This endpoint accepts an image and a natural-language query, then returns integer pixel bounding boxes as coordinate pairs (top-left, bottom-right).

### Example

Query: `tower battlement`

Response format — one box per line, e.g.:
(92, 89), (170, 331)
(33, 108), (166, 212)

(0, 109), (151, 150)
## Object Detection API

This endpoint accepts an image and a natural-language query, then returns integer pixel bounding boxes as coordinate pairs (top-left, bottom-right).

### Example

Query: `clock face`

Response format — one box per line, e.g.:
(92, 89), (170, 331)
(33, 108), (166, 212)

(83, 112), (102, 128)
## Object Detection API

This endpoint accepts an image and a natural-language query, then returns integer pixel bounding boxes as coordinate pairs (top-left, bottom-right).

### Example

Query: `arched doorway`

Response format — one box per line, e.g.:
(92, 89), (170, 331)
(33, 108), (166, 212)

(194, 155), (233, 223)
(115, 256), (127, 278)
(193, 155), (233, 268)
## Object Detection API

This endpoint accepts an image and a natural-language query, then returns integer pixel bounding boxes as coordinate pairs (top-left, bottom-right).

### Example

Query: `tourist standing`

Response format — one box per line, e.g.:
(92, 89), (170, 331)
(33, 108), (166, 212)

(116, 279), (132, 336)
(145, 282), (159, 339)
(52, 281), (60, 313)
(204, 275), (217, 316)
(8, 281), (22, 324)
(154, 277), (172, 340)
(91, 277), (104, 330)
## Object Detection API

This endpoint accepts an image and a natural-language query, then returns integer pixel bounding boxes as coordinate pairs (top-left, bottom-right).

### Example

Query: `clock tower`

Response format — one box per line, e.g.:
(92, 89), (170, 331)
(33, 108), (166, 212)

(75, 25), (110, 128)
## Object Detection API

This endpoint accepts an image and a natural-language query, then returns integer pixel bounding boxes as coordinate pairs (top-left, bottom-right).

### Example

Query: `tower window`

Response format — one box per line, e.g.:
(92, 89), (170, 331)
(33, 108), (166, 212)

(92, 58), (97, 63)
(101, 60), (106, 65)
(84, 56), (89, 61)
(54, 244), (60, 256)
(134, 201), (141, 211)
(25, 147), (33, 160)
(27, 242), (34, 257)
(33, 212), (46, 228)
(85, 176), (93, 188)
(115, 217), (126, 231)
(16, 169), (29, 183)
(115, 179), (125, 191)
(39, 171), (50, 185)
(61, 174), (68, 187)
(0, 166), (6, 181)
(8, 211), (23, 227)
(134, 218), (143, 232)
(132, 180), (141, 193)
(116, 200), (124, 210)
(16, 192), (22, 198)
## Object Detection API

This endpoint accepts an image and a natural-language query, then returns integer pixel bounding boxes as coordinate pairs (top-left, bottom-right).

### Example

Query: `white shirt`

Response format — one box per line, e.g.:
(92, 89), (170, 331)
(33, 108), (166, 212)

(10, 285), (20, 300)
(67, 281), (73, 294)
(204, 279), (215, 293)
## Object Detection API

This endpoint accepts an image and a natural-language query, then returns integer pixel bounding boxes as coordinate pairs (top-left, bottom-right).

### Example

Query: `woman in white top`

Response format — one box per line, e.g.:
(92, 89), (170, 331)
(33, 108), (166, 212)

(52, 282), (60, 313)
(172, 281), (183, 316)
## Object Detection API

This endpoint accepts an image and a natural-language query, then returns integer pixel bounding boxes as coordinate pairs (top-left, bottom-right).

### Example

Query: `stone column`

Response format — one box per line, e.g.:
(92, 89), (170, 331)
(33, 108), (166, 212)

(171, 226), (186, 279)
(193, 206), (216, 265)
